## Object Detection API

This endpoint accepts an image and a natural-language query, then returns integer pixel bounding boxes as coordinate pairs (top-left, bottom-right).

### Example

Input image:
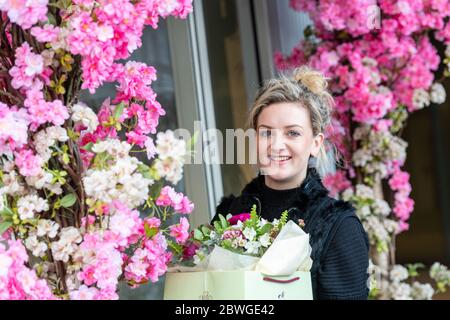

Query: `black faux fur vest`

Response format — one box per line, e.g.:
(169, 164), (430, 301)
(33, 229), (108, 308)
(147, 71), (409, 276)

(212, 168), (359, 299)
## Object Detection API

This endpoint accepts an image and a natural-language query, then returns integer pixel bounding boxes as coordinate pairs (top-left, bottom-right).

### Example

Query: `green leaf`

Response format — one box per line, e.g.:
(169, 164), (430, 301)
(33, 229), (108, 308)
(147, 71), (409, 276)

(0, 221), (12, 236)
(144, 223), (158, 239)
(259, 223), (273, 235)
(168, 240), (183, 255)
(213, 221), (222, 233)
(60, 193), (77, 208)
(219, 214), (228, 229)
(81, 142), (94, 152)
(114, 102), (125, 121)
(194, 229), (204, 241)
(201, 226), (211, 236)
(0, 206), (14, 218)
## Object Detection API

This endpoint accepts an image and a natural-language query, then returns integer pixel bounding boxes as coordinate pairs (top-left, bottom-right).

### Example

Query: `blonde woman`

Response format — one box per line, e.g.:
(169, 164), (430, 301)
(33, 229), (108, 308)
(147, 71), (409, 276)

(212, 66), (369, 300)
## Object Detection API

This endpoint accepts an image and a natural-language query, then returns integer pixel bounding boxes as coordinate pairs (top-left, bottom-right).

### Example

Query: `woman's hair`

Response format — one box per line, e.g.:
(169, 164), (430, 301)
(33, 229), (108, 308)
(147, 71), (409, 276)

(247, 66), (336, 176)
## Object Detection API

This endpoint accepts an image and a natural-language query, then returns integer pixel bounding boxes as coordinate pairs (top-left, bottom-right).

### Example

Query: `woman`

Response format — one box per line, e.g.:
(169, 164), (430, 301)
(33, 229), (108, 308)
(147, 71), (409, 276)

(212, 66), (370, 300)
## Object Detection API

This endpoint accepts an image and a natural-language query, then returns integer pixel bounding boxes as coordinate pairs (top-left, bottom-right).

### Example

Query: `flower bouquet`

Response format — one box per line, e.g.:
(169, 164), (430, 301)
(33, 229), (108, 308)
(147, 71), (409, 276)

(164, 205), (314, 300)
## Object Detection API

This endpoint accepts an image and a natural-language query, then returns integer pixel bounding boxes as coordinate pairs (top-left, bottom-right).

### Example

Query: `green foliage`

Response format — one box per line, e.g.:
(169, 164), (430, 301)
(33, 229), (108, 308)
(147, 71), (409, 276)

(60, 193), (77, 208)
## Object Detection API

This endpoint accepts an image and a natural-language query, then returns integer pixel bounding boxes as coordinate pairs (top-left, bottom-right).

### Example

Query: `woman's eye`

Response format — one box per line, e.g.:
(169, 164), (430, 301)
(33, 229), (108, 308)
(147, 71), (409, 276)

(288, 130), (301, 137)
(259, 130), (271, 137)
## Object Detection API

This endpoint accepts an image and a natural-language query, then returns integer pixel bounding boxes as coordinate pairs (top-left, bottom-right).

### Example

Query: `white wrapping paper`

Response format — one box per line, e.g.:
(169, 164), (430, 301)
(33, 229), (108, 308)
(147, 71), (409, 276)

(168, 220), (312, 275)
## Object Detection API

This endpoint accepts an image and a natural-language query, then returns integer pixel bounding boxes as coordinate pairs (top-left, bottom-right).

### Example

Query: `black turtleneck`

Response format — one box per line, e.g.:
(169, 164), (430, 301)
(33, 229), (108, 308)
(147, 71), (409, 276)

(259, 176), (302, 222)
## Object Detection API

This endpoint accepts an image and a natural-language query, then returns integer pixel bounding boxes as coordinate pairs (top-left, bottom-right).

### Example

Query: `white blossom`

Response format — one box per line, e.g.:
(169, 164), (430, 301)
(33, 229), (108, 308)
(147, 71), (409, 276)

(372, 199), (391, 217)
(355, 184), (375, 199)
(390, 265), (409, 283)
(412, 89), (430, 110)
(155, 130), (186, 160)
(243, 227), (256, 241)
(411, 282), (434, 300)
(36, 219), (60, 238)
(389, 282), (412, 300)
(71, 102), (99, 133)
(259, 233), (271, 247)
(24, 235), (48, 258)
(430, 83), (446, 104)
(17, 194), (49, 220)
(51, 227), (82, 262)
(244, 241), (261, 255)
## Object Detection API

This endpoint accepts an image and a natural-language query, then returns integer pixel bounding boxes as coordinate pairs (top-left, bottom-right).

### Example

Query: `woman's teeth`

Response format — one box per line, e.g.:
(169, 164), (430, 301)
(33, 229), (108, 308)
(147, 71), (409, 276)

(269, 156), (292, 162)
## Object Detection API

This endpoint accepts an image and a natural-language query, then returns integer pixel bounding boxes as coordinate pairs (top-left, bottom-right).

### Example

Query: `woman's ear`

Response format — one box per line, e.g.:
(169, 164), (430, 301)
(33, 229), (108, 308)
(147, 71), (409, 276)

(311, 133), (324, 157)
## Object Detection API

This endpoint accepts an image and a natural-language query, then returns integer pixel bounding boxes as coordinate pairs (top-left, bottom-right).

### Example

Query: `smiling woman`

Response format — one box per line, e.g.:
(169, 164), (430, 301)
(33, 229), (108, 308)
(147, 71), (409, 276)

(212, 66), (370, 300)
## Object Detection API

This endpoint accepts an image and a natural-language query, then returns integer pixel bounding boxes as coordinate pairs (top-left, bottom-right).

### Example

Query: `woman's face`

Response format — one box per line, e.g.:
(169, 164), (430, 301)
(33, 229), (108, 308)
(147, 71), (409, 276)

(256, 102), (324, 190)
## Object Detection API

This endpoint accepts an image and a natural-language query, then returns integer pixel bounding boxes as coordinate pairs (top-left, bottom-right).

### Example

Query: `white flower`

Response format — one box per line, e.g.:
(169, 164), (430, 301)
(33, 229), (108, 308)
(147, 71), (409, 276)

(72, 102), (99, 133)
(412, 89), (430, 110)
(25, 235), (48, 258)
(355, 184), (375, 200)
(153, 157), (184, 185)
(390, 265), (409, 283)
(244, 241), (261, 255)
(59, 227), (82, 244)
(259, 233), (271, 247)
(1, 171), (26, 196)
(430, 83), (446, 104)
(46, 126), (69, 142)
(36, 219), (60, 238)
(389, 282), (412, 300)
(243, 227), (257, 241)
(411, 282), (434, 300)
(25, 169), (53, 190)
(446, 45), (450, 58)
(155, 130), (186, 160)
(372, 199), (391, 217)
(17, 195), (49, 220)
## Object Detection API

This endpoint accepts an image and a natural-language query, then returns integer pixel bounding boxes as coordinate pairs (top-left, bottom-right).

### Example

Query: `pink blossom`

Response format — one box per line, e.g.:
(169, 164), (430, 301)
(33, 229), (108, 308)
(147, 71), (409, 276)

(156, 186), (194, 214)
(169, 217), (190, 244)
(228, 213), (251, 225)
(323, 170), (352, 197)
(0, 0), (48, 30)
(14, 149), (43, 177)
(31, 25), (60, 43)
(0, 103), (30, 153)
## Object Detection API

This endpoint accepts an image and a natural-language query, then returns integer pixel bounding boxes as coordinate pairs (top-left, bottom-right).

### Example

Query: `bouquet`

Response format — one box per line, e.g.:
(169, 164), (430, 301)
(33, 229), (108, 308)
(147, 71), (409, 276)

(171, 205), (312, 276)
(0, 0), (194, 300)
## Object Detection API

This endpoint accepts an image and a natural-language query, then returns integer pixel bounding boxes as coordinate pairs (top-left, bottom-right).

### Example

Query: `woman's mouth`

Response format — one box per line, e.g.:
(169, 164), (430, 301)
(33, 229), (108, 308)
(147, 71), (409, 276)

(269, 155), (292, 164)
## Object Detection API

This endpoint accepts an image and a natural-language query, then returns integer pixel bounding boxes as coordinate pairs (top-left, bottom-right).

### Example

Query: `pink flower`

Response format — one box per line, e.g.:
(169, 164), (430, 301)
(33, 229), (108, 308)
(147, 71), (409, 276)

(169, 217), (190, 244)
(0, 103), (30, 153)
(182, 242), (200, 259)
(323, 170), (352, 198)
(14, 149), (43, 177)
(0, 0), (48, 30)
(31, 25), (60, 43)
(156, 186), (194, 214)
(228, 213), (251, 225)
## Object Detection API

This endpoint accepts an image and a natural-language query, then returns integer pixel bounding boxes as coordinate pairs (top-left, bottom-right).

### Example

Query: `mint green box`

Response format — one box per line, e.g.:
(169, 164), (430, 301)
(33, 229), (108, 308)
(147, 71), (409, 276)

(163, 271), (313, 300)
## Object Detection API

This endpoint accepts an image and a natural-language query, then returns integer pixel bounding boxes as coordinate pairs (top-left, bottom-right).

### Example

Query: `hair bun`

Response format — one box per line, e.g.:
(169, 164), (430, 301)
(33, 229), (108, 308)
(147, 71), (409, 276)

(293, 66), (329, 96)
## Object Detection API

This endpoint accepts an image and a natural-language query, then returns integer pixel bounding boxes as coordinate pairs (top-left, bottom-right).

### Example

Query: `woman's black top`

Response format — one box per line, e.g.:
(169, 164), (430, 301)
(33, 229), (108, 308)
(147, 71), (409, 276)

(212, 168), (370, 300)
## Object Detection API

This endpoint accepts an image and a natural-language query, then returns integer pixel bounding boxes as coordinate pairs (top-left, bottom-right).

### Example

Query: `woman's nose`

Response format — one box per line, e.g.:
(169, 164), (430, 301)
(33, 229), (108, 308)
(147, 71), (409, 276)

(270, 130), (287, 151)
